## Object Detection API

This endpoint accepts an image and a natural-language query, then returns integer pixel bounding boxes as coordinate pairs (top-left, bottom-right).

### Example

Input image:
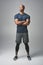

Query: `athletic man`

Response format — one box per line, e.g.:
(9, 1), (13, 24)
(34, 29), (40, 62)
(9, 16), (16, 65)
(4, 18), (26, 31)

(13, 4), (31, 60)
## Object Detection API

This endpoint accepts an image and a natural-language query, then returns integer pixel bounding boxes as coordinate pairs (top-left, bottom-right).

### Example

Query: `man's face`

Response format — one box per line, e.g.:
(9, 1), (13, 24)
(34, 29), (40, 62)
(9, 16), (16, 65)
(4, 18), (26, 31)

(19, 5), (25, 12)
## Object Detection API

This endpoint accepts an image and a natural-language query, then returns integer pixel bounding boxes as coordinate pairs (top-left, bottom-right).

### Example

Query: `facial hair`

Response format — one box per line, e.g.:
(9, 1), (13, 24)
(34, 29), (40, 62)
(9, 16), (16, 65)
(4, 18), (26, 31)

(20, 9), (24, 12)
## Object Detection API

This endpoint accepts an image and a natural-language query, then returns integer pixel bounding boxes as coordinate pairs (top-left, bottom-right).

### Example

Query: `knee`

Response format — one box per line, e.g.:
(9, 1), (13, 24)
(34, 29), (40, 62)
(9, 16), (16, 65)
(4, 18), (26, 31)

(16, 43), (20, 48)
(24, 43), (29, 48)
(24, 43), (28, 46)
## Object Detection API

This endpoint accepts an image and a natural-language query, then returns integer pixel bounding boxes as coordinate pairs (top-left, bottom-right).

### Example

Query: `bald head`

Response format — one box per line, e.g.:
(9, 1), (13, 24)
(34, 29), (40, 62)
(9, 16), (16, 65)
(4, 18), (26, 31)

(19, 4), (25, 12)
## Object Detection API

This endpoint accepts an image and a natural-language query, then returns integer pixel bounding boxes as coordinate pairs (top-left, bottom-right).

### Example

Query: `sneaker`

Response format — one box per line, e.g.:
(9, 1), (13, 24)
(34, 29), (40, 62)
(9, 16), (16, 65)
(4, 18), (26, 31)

(13, 56), (18, 60)
(27, 55), (31, 60)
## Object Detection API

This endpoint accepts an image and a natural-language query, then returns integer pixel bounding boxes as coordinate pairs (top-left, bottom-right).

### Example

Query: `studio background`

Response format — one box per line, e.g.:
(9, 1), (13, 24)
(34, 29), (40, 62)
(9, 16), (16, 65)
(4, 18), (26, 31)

(0, 0), (43, 65)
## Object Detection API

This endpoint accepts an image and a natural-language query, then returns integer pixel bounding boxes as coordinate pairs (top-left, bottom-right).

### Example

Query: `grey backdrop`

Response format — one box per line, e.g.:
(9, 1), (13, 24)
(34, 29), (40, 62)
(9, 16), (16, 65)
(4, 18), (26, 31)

(0, 0), (43, 57)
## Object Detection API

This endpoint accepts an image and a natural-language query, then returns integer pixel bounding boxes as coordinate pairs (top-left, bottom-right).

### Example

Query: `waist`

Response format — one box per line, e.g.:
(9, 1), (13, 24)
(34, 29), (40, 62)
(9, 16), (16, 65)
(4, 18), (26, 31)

(17, 25), (27, 33)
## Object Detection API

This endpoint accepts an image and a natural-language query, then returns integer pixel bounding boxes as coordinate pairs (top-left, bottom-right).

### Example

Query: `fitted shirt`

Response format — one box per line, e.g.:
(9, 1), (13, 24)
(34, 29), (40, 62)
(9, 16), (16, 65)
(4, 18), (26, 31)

(14, 13), (30, 33)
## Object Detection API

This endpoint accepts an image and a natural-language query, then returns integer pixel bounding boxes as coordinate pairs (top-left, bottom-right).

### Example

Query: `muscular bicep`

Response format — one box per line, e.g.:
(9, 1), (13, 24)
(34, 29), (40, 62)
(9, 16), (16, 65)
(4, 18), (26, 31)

(14, 19), (19, 24)
(26, 18), (30, 23)
(26, 18), (30, 25)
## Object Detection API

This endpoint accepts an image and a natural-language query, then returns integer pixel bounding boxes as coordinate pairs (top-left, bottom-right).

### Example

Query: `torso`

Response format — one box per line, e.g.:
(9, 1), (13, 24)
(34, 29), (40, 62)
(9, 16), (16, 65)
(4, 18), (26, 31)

(15, 13), (30, 33)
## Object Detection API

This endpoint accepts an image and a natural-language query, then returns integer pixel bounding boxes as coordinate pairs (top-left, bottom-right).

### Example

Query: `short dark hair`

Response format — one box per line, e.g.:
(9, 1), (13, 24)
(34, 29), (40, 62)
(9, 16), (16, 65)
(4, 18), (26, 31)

(22, 5), (25, 9)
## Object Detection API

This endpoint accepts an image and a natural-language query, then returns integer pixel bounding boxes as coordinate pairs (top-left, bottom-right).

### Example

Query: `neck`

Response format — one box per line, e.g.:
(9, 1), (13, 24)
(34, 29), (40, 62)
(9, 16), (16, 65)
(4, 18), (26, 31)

(20, 11), (24, 15)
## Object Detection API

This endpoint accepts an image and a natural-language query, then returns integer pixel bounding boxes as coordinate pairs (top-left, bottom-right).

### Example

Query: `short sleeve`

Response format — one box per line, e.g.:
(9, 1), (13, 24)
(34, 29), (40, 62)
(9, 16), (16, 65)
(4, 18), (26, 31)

(27, 15), (30, 19)
(14, 14), (18, 19)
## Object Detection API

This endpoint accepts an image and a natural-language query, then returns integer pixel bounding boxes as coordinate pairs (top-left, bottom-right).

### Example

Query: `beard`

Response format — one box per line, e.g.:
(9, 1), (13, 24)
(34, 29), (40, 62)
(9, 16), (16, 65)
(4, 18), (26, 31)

(20, 9), (24, 12)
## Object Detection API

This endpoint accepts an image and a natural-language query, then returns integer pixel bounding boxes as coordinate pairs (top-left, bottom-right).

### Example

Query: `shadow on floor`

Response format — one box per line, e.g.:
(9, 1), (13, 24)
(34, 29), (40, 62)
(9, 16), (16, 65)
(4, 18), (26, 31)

(31, 50), (43, 58)
(18, 55), (26, 59)
(17, 50), (43, 60)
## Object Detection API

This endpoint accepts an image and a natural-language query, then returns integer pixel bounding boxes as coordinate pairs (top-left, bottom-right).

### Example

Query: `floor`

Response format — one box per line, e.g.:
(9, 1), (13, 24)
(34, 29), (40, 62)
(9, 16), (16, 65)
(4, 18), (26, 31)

(0, 49), (43, 65)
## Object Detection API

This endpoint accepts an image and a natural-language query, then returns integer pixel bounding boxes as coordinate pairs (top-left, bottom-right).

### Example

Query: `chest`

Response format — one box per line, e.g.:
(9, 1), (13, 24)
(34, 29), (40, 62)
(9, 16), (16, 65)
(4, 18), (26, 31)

(18, 15), (27, 21)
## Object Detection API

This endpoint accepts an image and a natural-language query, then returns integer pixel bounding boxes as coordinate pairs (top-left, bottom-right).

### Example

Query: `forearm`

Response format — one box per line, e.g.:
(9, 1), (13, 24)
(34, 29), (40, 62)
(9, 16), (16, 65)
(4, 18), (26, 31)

(22, 21), (29, 26)
(15, 20), (25, 25)
(17, 21), (30, 26)
(22, 20), (30, 26)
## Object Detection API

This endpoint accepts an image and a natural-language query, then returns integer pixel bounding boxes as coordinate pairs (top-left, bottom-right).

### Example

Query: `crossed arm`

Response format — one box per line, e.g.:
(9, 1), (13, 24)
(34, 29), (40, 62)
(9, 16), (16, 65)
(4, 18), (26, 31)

(14, 18), (30, 26)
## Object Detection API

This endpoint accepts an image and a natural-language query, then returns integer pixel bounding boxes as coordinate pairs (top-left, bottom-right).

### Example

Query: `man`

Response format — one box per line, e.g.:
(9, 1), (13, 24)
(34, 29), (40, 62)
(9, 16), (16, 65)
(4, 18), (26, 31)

(13, 4), (31, 60)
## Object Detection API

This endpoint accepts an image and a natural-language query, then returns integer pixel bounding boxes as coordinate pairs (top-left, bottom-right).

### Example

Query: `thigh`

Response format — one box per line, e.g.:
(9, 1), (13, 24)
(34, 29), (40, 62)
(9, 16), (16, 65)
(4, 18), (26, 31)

(23, 32), (29, 44)
(15, 33), (22, 44)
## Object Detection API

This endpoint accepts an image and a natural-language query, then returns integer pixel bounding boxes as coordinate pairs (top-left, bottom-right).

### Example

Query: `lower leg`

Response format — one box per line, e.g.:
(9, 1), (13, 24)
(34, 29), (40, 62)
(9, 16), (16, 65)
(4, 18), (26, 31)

(15, 43), (20, 56)
(24, 43), (31, 60)
(13, 43), (20, 60)
(24, 43), (29, 56)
